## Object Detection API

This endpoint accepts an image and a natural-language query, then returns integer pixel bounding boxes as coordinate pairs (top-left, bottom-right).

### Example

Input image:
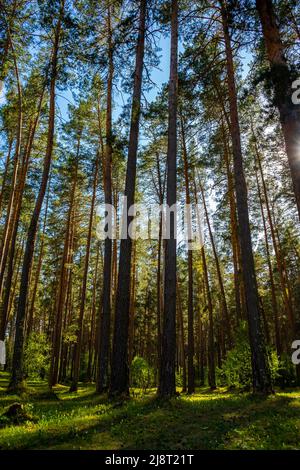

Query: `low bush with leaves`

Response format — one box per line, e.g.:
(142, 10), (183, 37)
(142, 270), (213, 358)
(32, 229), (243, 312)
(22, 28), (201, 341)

(217, 322), (279, 390)
(24, 333), (50, 379)
(130, 356), (154, 391)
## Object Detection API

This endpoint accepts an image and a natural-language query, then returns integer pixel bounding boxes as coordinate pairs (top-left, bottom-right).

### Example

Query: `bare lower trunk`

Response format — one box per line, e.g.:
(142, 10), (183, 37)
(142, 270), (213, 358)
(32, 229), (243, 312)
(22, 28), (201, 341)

(197, 174), (232, 349)
(177, 278), (186, 392)
(110, 0), (147, 397)
(71, 156), (98, 392)
(50, 153), (78, 388)
(221, 2), (272, 394)
(180, 115), (194, 394)
(97, 4), (114, 393)
(158, 0), (178, 399)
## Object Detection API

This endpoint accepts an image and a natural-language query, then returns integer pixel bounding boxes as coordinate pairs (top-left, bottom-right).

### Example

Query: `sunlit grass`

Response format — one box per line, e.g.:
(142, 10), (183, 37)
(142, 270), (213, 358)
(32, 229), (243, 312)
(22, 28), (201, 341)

(0, 371), (300, 450)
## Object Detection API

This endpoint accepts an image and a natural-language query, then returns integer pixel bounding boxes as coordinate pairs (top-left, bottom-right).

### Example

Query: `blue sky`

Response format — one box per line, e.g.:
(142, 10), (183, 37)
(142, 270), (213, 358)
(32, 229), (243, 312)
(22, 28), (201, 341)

(56, 31), (251, 126)
(56, 33), (184, 124)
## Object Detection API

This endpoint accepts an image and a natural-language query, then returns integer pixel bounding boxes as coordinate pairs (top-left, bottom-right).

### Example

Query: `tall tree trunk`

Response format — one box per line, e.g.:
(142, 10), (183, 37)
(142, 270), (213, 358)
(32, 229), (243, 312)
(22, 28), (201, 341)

(87, 247), (100, 381)
(26, 175), (51, 338)
(222, 132), (244, 323)
(221, 2), (272, 394)
(255, 164), (282, 356)
(201, 245), (216, 390)
(180, 115), (195, 393)
(70, 156), (99, 392)
(253, 132), (295, 335)
(0, 32), (22, 300)
(0, 87), (45, 341)
(97, 4), (114, 393)
(155, 154), (164, 386)
(49, 150), (79, 388)
(7, 236), (25, 332)
(197, 174), (233, 349)
(193, 179), (216, 389)
(256, 0), (300, 220)
(214, 81), (245, 324)
(9, 1), (64, 391)
(128, 241), (137, 367)
(177, 278), (186, 392)
(110, 0), (147, 397)
(0, 139), (13, 217)
(158, 0), (178, 399)
(197, 282), (205, 386)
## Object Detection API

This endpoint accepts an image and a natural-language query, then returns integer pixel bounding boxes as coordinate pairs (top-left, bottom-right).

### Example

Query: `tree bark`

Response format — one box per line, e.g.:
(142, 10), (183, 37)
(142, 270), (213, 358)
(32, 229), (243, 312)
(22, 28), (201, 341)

(110, 0), (147, 397)
(87, 247), (100, 381)
(70, 155), (99, 392)
(26, 174), (51, 338)
(0, 86), (45, 342)
(158, 0), (178, 399)
(177, 278), (187, 392)
(221, 2), (272, 394)
(97, 3), (114, 393)
(255, 168), (281, 355)
(0, 139), (13, 217)
(180, 115), (195, 393)
(49, 147), (79, 388)
(256, 0), (300, 220)
(0, 31), (23, 300)
(197, 174), (233, 349)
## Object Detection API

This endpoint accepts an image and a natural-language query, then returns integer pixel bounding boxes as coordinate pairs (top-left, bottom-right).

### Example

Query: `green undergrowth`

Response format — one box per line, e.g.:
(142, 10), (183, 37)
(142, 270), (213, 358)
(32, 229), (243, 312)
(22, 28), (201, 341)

(0, 371), (299, 450)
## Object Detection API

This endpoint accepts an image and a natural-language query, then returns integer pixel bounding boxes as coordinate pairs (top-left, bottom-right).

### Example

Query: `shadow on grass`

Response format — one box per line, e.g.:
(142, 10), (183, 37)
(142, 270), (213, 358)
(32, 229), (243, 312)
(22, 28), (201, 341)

(0, 371), (299, 450)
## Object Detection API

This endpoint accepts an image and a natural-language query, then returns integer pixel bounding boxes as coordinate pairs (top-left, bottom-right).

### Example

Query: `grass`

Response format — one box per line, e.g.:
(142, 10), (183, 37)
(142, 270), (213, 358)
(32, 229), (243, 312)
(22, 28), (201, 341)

(0, 371), (300, 450)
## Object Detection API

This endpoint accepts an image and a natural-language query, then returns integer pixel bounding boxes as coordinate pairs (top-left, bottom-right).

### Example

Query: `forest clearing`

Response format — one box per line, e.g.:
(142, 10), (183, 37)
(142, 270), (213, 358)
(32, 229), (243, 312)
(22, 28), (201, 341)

(1, 0), (300, 455)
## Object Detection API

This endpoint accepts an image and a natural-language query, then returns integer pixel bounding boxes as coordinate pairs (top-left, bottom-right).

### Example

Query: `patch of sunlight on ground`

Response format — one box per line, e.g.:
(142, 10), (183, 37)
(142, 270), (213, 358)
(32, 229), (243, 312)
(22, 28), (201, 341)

(1, 372), (300, 450)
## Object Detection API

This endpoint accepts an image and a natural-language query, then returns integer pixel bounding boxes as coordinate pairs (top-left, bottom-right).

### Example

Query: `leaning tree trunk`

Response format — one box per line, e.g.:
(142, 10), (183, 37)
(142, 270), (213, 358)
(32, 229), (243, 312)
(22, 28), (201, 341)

(0, 86), (45, 342)
(9, 2), (64, 392)
(26, 174), (51, 338)
(256, 0), (300, 220)
(110, 0), (147, 397)
(221, 2), (272, 394)
(0, 32), (22, 301)
(0, 45), (22, 341)
(158, 0), (178, 399)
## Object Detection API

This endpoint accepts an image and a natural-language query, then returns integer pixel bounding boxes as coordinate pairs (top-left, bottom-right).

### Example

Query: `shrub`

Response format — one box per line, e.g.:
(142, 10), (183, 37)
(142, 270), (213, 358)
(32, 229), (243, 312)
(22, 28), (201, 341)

(276, 353), (298, 388)
(130, 356), (154, 390)
(176, 370), (183, 387)
(218, 322), (279, 390)
(24, 333), (50, 379)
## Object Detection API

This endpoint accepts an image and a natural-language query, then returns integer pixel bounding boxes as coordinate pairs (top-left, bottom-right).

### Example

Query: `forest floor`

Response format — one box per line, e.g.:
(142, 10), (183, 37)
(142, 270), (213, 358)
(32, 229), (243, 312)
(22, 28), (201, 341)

(0, 371), (300, 450)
